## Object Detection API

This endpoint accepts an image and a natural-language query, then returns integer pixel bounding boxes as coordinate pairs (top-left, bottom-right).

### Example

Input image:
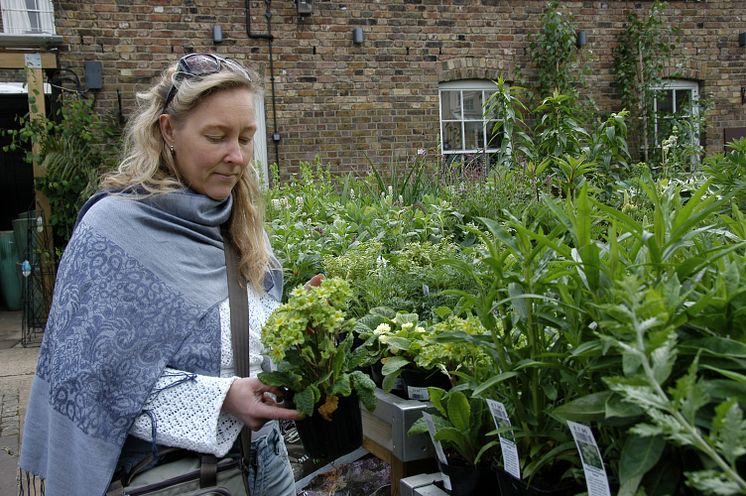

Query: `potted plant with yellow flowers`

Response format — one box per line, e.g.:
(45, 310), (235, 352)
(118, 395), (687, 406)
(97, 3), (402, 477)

(259, 277), (377, 458)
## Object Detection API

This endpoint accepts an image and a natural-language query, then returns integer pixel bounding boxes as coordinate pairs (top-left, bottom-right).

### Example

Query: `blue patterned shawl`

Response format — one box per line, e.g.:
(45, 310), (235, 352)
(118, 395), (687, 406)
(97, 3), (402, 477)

(19, 188), (282, 496)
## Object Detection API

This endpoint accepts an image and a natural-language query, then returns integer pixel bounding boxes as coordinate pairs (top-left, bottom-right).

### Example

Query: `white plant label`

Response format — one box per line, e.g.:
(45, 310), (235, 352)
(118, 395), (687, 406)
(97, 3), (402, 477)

(486, 399), (520, 479)
(407, 386), (429, 401)
(422, 412), (452, 491)
(567, 421), (611, 496)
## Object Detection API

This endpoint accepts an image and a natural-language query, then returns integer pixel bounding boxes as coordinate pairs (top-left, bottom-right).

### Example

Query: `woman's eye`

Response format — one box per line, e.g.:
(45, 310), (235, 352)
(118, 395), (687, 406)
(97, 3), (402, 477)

(207, 135), (224, 142)
(239, 137), (252, 145)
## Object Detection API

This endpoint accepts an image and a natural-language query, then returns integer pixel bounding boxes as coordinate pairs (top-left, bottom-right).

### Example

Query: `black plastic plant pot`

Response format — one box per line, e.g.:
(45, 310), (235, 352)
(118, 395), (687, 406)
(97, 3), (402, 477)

(437, 461), (493, 496)
(371, 362), (407, 397)
(495, 468), (581, 496)
(400, 367), (451, 400)
(294, 393), (363, 459)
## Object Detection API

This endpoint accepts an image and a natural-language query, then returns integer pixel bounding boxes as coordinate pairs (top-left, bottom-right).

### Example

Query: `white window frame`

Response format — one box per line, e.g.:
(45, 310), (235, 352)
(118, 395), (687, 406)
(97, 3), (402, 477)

(252, 92), (269, 187)
(1, 0), (56, 35)
(651, 79), (700, 147)
(438, 80), (499, 165)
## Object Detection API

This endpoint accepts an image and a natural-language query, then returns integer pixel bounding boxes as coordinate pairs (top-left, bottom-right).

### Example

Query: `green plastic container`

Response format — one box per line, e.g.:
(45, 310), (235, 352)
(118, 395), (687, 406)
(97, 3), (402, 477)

(0, 231), (22, 310)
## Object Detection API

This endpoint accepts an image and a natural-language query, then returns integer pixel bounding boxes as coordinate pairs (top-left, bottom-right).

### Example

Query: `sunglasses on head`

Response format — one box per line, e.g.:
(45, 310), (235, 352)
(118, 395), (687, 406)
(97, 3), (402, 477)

(162, 53), (251, 111)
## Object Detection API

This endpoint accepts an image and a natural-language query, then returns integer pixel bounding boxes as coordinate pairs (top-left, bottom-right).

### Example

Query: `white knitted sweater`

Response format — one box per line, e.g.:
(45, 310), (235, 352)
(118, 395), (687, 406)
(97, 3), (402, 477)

(129, 286), (280, 457)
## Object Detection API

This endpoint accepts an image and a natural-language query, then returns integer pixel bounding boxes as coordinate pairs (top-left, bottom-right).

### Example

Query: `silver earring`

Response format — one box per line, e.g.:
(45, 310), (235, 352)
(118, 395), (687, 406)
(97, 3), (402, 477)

(169, 144), (175, 153)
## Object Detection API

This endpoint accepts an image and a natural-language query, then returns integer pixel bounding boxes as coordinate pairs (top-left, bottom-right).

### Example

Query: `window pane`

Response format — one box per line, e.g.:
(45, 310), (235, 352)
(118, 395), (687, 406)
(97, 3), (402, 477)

(675, 89), (692, 114)
(656, 90), (673, 115)
(441, 91), (461, 120)
(442, 121), (462, 151)
(464, 121), (484, 149)
(487, 121), (502, 149)
(657, 117), (674, 144)
(462, 91), (483, 119)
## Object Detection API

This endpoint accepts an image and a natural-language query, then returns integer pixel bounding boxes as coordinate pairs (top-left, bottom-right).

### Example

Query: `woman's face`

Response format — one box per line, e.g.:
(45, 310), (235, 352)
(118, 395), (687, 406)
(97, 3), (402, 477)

(160, 87), (257, 201)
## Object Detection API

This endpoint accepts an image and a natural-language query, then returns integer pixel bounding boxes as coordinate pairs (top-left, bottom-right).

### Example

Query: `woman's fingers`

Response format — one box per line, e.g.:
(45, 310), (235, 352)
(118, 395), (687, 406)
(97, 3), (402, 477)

(223, 377), (301, 430)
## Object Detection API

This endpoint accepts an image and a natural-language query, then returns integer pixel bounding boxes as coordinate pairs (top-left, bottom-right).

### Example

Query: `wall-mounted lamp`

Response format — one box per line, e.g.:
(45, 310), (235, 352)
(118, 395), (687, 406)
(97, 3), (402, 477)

(296, 0), (312, 15)
(212, 25), (223, 44)
(576, 30), (588, 48)
(739, 32), (746, 47)
(353, 27), (364, 45)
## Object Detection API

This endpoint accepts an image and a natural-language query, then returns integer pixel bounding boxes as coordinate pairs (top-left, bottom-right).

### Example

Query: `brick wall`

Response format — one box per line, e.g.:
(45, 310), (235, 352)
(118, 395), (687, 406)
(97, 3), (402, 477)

(39, 1), (746, 176)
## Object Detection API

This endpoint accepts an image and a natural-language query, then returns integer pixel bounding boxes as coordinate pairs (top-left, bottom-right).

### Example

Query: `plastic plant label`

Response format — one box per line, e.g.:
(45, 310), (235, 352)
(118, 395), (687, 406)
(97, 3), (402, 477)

(567, 421), (611, 496)
(422, 412), (452, 491)
(486, 399), (520, 480)
(407, 386), (429, 401)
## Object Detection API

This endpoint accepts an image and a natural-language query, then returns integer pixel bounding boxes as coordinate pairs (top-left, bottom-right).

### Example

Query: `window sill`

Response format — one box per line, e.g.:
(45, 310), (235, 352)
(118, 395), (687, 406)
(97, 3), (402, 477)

(0, 33), (63, 49)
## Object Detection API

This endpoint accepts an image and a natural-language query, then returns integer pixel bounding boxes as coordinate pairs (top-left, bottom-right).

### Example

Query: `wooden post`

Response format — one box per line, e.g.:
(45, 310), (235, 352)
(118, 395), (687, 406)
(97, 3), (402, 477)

(24, 53), (56, 310)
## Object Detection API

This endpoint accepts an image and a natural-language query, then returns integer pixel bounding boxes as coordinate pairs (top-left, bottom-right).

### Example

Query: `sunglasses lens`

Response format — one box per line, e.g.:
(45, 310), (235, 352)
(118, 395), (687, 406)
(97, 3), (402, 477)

(181, 54), (221, 76)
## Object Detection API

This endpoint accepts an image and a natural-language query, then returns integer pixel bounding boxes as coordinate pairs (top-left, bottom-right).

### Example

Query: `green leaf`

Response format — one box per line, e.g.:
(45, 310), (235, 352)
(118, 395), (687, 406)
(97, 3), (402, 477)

(381, 356), (410, 376)
(651, 337), (676, 384)
(294, 386), (317, 417)
(329, 375), (352, 397)
(435, 427), (472, 463)
(257, 371), (293, 388)
(682, 338), (746, 359)
(711, 399), (746, 466)
(428, 387), (448, 418)
(350, 370), (377, 412)
(381, 372), (401, 393)
(619, 434), (665, 487)
(701, 365), (746, 385)
(472, 371), (520, 397)
(605, 394), (644, 419)
(447, 391), (471, 432)
(551, 391), (610, 423)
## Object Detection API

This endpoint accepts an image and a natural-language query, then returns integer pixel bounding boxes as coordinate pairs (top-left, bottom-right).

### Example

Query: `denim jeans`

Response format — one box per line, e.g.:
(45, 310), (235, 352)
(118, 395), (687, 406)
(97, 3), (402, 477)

(248, 422), (295, 496)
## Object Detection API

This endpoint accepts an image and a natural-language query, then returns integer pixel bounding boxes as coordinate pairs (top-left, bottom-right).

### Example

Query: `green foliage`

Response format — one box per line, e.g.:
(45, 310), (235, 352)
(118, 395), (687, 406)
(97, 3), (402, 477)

(259, 277), (376, 418)
(2, 96), (121, 254)
(354, 308), (489, 392)
(408, 387), (497, 466)
(529, 2), (589, 98)
(612, 0), (679, 162)
(263, 114), (746, 491)
(703, 137), (746, 210)
(599, 277), (746, 495)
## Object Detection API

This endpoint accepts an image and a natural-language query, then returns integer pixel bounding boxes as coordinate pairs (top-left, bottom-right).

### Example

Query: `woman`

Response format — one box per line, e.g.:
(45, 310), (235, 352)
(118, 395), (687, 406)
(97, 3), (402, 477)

(19, 53), (301, 496)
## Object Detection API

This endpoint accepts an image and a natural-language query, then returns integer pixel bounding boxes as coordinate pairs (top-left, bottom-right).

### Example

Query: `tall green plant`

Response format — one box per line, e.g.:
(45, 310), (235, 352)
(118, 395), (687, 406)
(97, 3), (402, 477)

(612, 0), (679, 163)
(529, 1), (585, 100)
(484, 76), (533, 170)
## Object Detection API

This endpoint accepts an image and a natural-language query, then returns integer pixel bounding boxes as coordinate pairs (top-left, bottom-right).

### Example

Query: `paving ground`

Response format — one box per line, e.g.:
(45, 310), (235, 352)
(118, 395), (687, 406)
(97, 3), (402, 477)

(0, 310), (390, 495)
(0, 310), (38, 495)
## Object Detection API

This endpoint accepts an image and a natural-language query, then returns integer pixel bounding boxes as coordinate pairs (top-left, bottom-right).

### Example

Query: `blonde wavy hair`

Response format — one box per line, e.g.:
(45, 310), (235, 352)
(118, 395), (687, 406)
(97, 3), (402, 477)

(100, 56), (269, 291)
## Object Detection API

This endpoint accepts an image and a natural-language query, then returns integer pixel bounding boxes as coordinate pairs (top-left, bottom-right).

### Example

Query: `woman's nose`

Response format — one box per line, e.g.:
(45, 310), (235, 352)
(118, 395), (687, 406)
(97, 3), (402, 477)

(226, 140), (244, 163)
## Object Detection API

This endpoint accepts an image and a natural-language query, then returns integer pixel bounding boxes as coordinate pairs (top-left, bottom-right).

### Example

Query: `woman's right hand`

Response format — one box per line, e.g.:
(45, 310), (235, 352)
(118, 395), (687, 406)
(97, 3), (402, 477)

(222, 377), (300, 431)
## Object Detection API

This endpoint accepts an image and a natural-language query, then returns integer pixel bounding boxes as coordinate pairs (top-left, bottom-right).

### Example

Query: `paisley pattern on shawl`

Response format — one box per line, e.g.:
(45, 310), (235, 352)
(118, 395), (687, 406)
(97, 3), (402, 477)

(35, 223), (220, 443)
(18, 188), (281, 496)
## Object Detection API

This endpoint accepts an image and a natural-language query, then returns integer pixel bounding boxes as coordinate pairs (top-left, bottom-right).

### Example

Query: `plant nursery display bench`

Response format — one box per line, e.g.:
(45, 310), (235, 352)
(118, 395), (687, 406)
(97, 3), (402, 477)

(399, 473), (448, 496)
(361, 388), (439, 496)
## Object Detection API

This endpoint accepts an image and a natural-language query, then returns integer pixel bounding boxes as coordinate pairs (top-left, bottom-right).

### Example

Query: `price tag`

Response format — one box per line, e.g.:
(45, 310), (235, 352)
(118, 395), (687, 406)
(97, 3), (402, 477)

(407, 386), (429, 400)
(486, 399), (520, 479)
(567, 421), (611, 496)
(422, 412), (451, 490)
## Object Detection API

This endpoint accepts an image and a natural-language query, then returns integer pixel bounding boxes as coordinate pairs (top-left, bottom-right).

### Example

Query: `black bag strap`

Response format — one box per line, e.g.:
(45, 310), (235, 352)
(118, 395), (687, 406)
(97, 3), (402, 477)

(199, 454), (218, 487)
(222, 226), (252, 494)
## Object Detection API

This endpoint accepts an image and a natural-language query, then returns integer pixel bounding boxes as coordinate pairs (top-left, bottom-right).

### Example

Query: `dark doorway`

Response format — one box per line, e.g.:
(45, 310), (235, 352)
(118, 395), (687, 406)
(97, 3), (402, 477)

(0, 94), (36, 231)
